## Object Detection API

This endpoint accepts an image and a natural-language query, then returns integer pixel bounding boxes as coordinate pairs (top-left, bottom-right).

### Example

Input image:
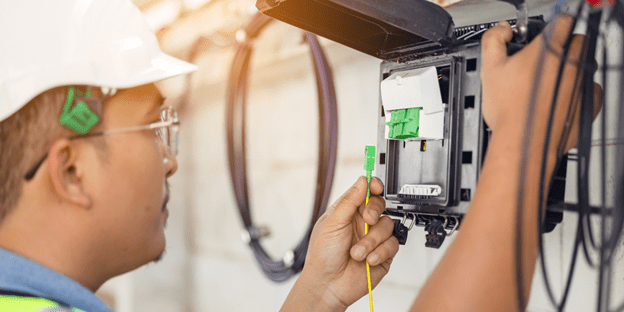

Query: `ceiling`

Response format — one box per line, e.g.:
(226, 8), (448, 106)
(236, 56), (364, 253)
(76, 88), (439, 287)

(132, 0), (257, 57)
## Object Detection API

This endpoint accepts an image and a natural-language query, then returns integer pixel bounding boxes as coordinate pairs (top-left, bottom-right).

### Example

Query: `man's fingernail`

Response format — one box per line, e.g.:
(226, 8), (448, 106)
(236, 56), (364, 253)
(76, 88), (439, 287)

(368, 209), (379, 221)
(368, 254), (379, 265)
(354, 246), (366, 259)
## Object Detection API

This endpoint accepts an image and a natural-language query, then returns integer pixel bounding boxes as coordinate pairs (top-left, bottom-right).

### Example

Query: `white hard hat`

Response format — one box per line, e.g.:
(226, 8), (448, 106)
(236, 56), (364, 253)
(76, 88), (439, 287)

(0, 0), (198, 122)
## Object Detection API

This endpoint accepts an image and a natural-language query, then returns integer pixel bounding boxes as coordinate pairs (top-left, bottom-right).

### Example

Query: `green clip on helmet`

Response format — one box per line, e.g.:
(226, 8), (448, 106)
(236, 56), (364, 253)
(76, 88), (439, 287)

(0, 0), (198, 124)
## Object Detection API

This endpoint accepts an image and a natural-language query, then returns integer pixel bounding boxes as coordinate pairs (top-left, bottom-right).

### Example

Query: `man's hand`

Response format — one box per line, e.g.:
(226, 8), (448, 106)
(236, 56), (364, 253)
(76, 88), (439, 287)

(481, 16), (602, 152)
(281, 176), (399, 311)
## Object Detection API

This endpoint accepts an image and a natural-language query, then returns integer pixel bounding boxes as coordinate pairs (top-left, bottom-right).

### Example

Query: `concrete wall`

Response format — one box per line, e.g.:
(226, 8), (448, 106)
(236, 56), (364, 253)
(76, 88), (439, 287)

(97, 9), (624, 312)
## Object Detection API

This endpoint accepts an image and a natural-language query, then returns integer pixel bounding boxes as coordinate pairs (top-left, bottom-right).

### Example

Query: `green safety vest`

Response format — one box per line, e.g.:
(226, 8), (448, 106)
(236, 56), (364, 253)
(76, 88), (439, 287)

(0, 295), (86, 312)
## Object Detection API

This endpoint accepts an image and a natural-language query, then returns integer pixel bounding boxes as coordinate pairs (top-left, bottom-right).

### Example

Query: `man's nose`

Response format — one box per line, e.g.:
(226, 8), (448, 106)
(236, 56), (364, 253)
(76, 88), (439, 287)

(164, 155), (178, 178)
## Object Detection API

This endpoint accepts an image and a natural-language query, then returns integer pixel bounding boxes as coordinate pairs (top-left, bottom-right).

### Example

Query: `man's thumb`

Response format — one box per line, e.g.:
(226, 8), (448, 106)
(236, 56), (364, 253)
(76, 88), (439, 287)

(481, 21), (514, 70)
(325, 176), (367, 225)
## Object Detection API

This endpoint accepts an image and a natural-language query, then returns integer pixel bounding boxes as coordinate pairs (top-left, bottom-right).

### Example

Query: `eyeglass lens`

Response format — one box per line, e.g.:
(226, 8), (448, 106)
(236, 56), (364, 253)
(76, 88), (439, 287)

(157, 107), (179, 157)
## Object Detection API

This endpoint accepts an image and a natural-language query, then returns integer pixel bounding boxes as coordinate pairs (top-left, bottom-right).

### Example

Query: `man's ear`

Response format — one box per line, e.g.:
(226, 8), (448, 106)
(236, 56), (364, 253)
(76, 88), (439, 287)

(46, 139), (92, 208)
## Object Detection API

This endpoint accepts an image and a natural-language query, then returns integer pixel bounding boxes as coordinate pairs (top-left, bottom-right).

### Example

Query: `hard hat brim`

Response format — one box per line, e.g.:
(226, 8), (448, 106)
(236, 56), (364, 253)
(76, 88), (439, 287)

(108, 52), (199, 89)
(0, 53), (198, 122)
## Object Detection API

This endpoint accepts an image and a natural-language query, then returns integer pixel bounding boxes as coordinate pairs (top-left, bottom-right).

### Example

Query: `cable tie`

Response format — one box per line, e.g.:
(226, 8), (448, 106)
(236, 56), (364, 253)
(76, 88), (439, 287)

(283, 250), (295, 267)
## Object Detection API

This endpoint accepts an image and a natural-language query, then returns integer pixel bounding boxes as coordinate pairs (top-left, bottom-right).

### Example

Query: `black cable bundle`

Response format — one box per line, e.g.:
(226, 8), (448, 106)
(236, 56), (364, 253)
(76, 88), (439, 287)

(225, 12), (339, 282)
(515, 1), (624, 311)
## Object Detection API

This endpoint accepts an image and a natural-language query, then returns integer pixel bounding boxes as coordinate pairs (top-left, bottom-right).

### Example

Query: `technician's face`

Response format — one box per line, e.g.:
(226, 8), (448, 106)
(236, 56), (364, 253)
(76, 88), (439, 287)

(89, 83), (177, 274)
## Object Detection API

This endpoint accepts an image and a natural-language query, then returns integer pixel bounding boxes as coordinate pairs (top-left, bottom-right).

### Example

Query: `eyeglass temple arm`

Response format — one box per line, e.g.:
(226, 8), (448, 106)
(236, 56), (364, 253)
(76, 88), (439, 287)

(24, 118), (178, 180)
(24, 153), (49, 180)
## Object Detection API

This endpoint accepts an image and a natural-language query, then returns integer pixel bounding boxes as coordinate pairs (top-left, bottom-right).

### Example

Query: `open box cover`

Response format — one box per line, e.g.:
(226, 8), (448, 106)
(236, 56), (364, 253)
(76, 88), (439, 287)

(255, 0), (455, 60)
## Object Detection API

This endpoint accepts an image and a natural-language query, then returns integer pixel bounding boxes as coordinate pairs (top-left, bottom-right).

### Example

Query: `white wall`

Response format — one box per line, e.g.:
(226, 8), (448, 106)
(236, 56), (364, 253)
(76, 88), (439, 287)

(100, 12), (624, 312)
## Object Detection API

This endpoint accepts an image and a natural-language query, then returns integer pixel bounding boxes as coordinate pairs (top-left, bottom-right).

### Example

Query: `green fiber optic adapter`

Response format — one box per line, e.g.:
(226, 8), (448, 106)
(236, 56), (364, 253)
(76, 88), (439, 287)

(386, 107), (421, 140)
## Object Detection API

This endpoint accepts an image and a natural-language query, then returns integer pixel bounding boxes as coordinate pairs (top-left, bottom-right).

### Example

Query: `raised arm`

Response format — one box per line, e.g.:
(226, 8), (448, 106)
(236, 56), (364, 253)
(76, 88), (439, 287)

(411, 15), (602, 312)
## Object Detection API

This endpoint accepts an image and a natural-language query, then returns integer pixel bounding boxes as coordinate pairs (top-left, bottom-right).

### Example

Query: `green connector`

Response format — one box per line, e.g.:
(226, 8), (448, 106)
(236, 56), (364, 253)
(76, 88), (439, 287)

(386, 107), (422, 139)
(60, 87), (100, 135)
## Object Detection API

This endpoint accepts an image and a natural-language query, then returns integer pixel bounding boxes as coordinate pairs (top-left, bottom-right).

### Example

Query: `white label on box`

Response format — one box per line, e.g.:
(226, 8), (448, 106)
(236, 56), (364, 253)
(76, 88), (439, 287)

(380, 66), (444, 115)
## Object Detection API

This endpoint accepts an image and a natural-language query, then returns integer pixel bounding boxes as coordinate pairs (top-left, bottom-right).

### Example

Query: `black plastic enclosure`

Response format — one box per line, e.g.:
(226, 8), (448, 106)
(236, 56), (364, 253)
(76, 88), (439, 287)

(255, 0), (455, 60)
(379, 53), (477, 217)
(384, 58), (463, 209)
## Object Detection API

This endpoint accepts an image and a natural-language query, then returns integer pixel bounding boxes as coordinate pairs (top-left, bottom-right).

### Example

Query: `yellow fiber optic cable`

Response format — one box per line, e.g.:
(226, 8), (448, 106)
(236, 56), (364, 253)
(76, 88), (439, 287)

(365, 212), (374, 312)
(364, 145), (376, 312)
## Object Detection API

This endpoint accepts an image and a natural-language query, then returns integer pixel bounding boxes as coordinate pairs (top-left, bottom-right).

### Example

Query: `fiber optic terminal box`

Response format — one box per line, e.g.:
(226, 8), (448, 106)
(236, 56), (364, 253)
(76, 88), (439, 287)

(256, 0), (565, 245)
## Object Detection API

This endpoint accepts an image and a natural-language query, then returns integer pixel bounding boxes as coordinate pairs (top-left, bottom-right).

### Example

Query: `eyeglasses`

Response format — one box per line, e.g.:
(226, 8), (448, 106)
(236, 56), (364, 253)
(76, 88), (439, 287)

(24, 105), (179, 180)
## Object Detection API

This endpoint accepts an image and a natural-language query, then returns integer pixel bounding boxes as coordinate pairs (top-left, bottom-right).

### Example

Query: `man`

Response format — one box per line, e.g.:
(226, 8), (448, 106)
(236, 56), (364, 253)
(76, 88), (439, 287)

(0, 1), (600, 312)
(0, 0), (397, 311)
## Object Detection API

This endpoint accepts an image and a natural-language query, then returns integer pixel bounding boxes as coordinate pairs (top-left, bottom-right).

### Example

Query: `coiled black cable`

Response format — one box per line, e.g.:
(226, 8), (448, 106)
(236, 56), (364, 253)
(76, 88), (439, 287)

(534, 6), (583, 309)
(578, 9), (604, 270)
(543, 5), (598, 311)
(516, 2), (624, 311)
(225, 12), (338, 282)
(515, 3), (592, 311)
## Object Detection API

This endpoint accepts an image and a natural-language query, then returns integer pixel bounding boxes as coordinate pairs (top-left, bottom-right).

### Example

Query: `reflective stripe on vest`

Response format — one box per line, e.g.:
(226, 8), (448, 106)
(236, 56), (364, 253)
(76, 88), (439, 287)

(0, 295), (86, 312)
